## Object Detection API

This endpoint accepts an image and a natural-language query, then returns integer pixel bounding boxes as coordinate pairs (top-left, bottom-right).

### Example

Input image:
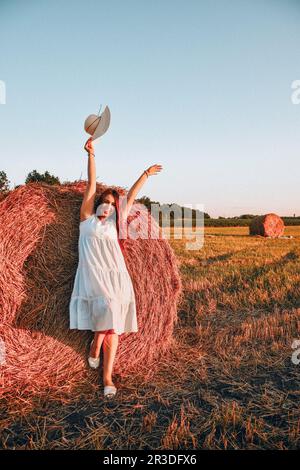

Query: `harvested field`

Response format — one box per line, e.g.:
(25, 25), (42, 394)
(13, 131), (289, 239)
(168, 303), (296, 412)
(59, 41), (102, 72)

(1, 191), (300, 449)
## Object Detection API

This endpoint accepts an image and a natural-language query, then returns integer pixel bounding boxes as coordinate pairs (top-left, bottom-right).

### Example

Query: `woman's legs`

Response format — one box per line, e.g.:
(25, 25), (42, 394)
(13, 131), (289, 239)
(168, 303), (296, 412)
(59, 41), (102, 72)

(89, 331), (106, 358)
(102, 329), (119, 387)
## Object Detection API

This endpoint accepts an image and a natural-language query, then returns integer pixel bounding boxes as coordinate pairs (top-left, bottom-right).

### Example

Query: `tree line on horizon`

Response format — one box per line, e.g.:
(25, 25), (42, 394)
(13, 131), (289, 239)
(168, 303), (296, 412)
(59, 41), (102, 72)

(0, 170), (299, 223)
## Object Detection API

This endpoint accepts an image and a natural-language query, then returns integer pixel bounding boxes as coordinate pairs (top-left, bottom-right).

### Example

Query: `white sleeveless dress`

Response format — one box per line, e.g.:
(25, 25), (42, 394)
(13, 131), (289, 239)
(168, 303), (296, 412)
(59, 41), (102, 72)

(69, 213), (138, 335)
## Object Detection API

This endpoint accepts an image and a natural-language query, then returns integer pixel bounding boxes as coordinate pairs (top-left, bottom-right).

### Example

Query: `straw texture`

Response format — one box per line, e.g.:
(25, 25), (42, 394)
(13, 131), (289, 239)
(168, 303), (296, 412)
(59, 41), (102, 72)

(0, 182), (182, 408)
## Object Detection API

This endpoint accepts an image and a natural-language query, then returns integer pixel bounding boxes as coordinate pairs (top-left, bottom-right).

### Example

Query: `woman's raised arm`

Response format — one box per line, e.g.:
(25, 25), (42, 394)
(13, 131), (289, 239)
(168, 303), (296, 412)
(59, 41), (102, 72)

(80, 138), (97, 222)
(124, 164), (163, 218)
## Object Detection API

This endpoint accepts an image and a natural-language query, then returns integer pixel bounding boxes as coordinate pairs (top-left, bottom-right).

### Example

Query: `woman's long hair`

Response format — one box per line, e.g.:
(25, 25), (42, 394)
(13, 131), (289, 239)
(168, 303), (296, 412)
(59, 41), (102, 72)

(94, 188), (126, 256)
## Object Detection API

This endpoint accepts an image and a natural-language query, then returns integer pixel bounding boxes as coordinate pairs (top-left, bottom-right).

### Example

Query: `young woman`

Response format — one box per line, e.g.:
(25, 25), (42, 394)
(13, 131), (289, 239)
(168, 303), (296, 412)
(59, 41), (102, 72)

(69, 137), (162, 398)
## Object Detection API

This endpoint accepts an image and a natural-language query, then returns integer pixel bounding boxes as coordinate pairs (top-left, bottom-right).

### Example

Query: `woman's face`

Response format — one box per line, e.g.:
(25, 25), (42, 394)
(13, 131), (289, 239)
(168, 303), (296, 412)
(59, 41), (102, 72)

(96, 194), (116, 218)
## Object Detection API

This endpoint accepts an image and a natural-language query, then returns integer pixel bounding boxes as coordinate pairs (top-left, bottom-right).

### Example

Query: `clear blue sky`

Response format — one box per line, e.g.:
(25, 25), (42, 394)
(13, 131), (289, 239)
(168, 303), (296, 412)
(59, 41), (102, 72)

(0, 0), (299, 217)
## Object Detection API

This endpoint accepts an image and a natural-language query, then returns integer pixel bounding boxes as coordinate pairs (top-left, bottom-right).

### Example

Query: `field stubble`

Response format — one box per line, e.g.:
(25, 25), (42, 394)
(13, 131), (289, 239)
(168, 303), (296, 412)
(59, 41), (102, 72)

(1, 226), (299, 450)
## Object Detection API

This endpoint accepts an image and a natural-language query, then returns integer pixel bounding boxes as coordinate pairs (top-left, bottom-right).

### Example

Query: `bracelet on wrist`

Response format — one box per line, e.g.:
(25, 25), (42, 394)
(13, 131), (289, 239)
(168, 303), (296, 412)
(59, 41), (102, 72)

(88, 153), (95, 157)
(144, 170), (149, 177)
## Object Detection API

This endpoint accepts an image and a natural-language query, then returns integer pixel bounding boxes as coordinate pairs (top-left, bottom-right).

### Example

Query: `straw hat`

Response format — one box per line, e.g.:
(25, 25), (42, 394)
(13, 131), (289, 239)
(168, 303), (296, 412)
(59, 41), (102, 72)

(84, 105), (111, 141)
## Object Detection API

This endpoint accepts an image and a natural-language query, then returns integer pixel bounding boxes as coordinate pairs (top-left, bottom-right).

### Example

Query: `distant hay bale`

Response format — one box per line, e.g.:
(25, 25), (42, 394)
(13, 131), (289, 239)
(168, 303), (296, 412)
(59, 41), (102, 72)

(0, 182), (182, 408)
(249, 213), (285, 238)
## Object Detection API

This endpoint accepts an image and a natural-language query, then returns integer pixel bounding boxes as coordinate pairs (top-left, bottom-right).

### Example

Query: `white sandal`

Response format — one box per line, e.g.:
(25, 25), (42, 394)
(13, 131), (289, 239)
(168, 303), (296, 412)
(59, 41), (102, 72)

(104, 385), (117, 398)
(88, 339), (100, 369)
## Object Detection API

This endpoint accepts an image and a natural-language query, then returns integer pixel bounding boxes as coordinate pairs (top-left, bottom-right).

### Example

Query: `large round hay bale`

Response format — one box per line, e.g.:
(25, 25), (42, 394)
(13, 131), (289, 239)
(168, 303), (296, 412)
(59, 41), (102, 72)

(0, 182), (182, 408)
(249, 213), (284, 238)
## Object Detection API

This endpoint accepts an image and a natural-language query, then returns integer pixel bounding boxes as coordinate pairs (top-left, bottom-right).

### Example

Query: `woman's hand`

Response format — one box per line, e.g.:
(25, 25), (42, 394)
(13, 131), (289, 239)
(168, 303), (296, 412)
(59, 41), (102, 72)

(145, 164), (163, 176)
(126, 164), (163, 216)
(84, 137), (95, 156)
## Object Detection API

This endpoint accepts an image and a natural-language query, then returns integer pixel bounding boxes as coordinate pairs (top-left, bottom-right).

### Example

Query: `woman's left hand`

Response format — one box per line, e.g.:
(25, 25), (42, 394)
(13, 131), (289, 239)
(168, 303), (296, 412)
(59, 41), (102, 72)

(146, 164), (163, 176)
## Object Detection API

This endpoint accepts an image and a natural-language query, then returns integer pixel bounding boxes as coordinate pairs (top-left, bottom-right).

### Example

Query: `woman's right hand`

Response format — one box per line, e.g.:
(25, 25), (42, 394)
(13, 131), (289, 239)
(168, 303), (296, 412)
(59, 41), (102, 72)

(84, 137), (95, 156)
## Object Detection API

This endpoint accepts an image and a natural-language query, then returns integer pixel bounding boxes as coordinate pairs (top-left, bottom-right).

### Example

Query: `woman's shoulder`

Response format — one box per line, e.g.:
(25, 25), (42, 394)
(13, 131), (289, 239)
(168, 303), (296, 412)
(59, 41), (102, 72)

(80, 213), (95, 225)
